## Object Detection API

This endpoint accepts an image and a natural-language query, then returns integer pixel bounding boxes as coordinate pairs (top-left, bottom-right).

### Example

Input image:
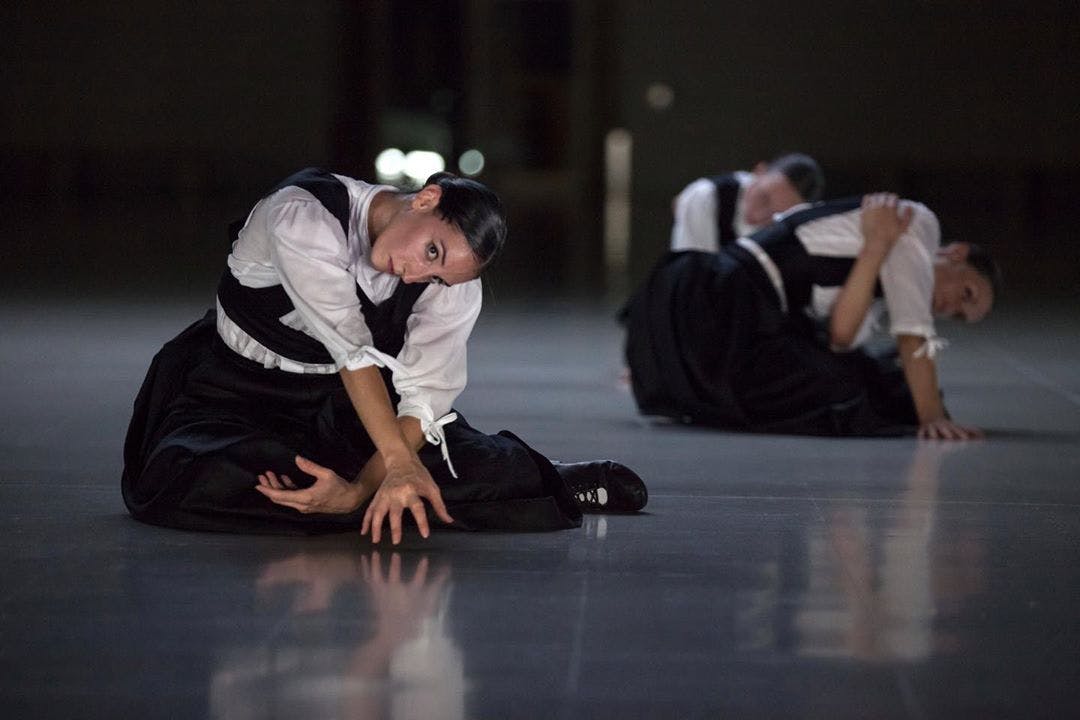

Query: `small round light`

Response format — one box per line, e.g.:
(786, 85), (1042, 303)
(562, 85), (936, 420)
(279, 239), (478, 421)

(458, 149), (485, 176)
(374, 148), (405, 180)
(403, 150), (446, 185)
(645, 82), (675, 111)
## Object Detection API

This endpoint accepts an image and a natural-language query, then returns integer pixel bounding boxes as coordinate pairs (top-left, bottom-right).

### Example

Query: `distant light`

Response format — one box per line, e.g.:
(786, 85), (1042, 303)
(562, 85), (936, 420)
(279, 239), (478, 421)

(645, 82), (675, 111)
(403, 150), (445, 185)
(604, 128), (633, 289)
(458, 149), (485, 176)
(375, 148), (405, 182)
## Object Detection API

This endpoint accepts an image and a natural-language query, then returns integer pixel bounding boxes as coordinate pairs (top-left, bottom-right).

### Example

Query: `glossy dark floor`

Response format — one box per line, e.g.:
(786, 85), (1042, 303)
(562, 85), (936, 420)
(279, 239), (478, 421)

(2, 299), (1079, 719)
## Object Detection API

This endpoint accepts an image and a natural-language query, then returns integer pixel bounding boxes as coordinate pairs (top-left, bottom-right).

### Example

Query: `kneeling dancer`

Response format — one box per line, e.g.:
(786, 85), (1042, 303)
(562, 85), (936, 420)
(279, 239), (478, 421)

(123, 168), (646, 543)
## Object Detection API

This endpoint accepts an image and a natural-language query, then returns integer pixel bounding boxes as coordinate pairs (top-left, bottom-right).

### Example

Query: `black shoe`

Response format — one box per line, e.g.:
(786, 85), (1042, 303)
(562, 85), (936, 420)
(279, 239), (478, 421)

(554, 460), (648, 513)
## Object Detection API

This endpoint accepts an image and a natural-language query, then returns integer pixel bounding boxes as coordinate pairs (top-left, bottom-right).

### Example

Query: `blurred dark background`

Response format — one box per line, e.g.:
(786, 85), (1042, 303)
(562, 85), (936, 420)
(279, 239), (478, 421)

(4, 0), (1079, 303)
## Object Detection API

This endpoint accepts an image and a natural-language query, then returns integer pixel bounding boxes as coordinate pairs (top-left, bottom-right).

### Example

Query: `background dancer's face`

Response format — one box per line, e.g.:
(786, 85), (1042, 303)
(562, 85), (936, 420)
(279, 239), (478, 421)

(740, 167), (805, 227)
(371, 186), (482, 286)
(933, 244), (994, 323)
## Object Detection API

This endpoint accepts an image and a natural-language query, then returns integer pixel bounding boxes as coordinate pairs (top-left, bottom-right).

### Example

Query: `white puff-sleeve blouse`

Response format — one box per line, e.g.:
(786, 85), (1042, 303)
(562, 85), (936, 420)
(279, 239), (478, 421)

(794, 202), (942, 355)
(217, 176), (482, 432)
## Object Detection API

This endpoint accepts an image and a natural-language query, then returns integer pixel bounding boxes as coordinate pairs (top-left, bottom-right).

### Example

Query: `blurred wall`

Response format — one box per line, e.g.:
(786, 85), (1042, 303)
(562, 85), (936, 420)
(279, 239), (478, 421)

(2, 1), (375, 297)
(3, 1), (1078, 301)
(611, 1), (1080, 297)
(3, 2), (355, 195)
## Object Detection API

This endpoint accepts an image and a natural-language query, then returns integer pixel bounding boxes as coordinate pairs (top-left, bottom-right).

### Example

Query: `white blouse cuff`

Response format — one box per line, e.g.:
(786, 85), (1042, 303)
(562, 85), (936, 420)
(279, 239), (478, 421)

(400, 406), (460, 479)
(913, 335), (949, 359)
(890, 324), (947, 359)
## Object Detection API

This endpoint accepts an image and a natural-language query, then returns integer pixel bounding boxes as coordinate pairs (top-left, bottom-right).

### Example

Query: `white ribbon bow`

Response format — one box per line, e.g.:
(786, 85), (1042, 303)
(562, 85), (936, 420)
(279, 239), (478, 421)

(423, 412), (460, 478)
(913, 335), (949, 359)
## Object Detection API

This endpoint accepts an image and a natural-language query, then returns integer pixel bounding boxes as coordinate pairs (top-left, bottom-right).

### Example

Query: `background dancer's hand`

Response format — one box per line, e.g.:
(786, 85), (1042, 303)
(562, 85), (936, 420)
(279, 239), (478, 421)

(256, 455), (370, 514)
(918, 417), (984, 441)
(361, 456), (453, 545)
(860, 192), (913, 253)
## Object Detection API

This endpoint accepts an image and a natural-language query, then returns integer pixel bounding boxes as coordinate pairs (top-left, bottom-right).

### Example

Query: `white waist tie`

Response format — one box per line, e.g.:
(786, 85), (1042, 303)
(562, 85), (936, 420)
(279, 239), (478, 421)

(422, 413), (460, 478)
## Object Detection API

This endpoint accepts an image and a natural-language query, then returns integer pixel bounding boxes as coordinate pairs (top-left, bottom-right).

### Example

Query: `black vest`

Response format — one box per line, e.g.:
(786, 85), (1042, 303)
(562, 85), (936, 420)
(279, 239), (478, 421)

(745, 197), (883, 313)
(217, 168), (426, 383)
(707, 173), (742, 246)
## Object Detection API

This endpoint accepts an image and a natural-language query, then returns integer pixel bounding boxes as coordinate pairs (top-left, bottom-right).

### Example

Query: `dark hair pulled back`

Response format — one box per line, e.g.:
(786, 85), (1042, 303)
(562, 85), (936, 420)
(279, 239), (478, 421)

(965, 242), (1003, 301)
(769, 153), (826, 203)
(424, 171), (507, 268)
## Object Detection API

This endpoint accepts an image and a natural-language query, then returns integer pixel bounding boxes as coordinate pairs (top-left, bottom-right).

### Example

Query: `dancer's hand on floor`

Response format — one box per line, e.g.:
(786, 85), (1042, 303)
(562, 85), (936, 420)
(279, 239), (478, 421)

(256, 455), (368, 514)
(362, 456), (453, 545)
(918, 417), (984, 440)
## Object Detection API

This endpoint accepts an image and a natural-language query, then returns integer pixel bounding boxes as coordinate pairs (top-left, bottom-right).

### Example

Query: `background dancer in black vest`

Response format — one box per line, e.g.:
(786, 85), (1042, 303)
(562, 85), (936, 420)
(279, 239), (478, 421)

(624, 193), (999, 440)
(123, 168), (646, 543)
(670, 153), (825, 252)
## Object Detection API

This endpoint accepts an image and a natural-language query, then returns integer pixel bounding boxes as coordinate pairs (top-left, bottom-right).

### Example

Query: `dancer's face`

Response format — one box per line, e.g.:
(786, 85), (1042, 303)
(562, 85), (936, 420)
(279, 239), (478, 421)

(933, 245), (994, 323)
(741, 169), (805, 228)
(370, 186), (481, 286)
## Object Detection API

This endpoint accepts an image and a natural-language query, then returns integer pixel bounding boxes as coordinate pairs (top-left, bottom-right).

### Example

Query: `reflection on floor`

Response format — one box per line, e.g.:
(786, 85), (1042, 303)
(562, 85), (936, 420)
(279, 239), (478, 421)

(1, 299), (1078, 719)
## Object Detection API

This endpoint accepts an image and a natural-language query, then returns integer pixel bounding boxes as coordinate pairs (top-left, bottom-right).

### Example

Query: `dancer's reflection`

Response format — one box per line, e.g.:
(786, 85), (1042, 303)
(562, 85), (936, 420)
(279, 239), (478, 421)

(210, 550), (463, 720)
(796, 442), (987, 661)
(347, 553), (462, 720)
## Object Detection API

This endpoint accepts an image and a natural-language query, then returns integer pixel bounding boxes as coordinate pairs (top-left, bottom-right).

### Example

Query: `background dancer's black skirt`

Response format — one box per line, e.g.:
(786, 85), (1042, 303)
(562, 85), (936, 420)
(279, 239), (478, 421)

(623, 250), (919, 436)
(122, 311), (582, 535)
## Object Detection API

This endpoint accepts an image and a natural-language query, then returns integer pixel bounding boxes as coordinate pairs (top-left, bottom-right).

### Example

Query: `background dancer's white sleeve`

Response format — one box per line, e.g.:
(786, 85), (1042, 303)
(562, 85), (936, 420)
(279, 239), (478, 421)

(880, 202), (939, 343)
(670, 178), (720, 252)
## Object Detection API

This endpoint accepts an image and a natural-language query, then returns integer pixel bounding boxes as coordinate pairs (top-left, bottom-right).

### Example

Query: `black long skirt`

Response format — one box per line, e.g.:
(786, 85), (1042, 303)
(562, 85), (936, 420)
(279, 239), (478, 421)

(623, 250), (918, 436)
(122, 311), (582, 535)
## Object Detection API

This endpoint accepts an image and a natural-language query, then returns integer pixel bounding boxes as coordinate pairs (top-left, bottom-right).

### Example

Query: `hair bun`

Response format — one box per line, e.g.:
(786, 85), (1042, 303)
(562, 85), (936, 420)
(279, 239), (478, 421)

(770, 153), (825, 203)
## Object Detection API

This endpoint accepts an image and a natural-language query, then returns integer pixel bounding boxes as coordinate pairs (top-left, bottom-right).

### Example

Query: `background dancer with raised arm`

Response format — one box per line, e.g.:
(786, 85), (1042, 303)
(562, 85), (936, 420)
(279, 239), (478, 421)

(624, 192), (999, 439)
